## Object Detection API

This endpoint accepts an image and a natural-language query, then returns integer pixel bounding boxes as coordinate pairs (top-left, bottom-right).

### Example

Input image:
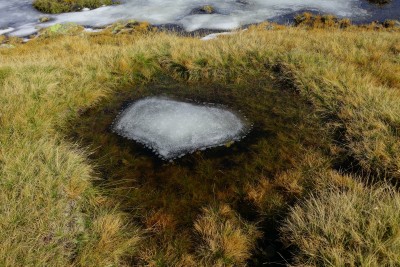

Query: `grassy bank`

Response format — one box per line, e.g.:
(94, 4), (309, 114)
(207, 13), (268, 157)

(0, 22), (399, 266)
(33, 0), (115, 13)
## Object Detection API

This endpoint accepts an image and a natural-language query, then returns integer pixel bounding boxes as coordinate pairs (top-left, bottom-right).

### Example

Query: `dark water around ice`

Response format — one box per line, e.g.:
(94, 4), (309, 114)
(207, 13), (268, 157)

(69, 75), (331, 265)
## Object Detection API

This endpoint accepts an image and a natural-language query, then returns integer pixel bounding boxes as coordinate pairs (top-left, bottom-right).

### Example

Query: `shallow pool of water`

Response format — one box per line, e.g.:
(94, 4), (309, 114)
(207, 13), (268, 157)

(69, 75), (331, 265)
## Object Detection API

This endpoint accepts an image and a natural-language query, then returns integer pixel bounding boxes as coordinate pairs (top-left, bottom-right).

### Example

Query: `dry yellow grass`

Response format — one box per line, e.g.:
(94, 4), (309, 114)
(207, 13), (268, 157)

(281, 179), (400, 266)
(194, 204), (260, 267)
(136, 205), (259, 267)
(0, 23), (399, 265)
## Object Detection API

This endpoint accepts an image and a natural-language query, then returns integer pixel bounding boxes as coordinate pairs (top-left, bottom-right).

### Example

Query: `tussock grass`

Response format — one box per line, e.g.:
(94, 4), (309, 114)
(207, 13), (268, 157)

(281, 179), (400, 266)
(194, 204), (260, 266)
(246, 152), (345, 215)
(294, 13), (352, 28)
(0, 22), (399, 265)
(0, 136), (140, 266)
(137, 205), (260, 267)
(33, 0), (115, 13)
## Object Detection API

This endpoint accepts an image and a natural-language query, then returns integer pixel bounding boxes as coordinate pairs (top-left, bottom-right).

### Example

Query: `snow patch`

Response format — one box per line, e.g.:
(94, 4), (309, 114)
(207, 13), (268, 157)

(201, 31), (235, 41)
(0, 0), (368, 36)
(0, 27), (14, 35)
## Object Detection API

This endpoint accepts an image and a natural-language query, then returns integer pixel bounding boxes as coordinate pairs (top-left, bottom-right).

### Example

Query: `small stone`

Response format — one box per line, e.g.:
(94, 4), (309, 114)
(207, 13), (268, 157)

(201, 5), (215, 14)
(39, 17), (51, 23)
(190, 5), (216, 15)
(236, 0), (249, 4)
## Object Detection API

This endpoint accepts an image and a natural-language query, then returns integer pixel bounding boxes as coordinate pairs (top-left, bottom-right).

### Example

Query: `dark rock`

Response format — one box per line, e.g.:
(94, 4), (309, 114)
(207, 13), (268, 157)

(367, 0), (391, 5)
(190, 5), (216, 15)
(383, 20), (400, 28)
(236, 0), (249, 5)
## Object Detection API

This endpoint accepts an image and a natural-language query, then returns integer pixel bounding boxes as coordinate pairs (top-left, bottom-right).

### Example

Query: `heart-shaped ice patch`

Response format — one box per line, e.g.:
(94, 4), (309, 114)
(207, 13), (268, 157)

(113, 97), (249, 160)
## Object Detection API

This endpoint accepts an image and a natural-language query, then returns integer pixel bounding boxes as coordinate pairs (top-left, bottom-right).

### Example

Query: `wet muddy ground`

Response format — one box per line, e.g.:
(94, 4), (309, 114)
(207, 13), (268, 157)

(69, 74), (331, 265)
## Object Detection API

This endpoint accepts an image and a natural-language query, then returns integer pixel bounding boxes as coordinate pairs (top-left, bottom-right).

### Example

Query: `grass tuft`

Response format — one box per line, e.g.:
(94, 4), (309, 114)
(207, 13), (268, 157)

(194, 204), (260, 266)
(281, 179), (400, 266)
(294, 13), (352, 29)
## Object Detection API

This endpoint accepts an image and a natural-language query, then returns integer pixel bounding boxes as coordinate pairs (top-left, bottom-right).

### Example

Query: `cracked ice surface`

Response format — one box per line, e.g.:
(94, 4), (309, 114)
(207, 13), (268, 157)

(113, 97), (249, 160)
(0, 0), (368, 36)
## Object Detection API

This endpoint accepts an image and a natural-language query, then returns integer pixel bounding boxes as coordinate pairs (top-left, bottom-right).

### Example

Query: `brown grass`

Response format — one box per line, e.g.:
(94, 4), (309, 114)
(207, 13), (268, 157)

(194, 204), (260, 267)
(281, 179), (400, 266)
(0, 22), (399, 265)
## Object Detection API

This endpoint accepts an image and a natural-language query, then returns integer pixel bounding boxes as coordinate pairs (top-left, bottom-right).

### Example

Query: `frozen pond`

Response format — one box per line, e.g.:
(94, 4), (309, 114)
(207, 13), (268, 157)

(0, 0), (399, 36)
(113, 97), (249, 160)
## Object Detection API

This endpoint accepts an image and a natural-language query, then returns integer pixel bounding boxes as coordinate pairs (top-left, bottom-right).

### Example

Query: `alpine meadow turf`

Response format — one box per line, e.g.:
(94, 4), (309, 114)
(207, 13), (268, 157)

(0, 22), (400, 266)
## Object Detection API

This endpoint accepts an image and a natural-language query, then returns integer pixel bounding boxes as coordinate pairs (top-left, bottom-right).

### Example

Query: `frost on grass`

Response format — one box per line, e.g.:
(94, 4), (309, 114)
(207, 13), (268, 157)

(113, 97), (249, 160)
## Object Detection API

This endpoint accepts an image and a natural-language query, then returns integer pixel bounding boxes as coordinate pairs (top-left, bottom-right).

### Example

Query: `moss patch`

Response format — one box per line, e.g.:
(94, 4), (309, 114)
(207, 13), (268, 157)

(33, 0), (116, 14)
